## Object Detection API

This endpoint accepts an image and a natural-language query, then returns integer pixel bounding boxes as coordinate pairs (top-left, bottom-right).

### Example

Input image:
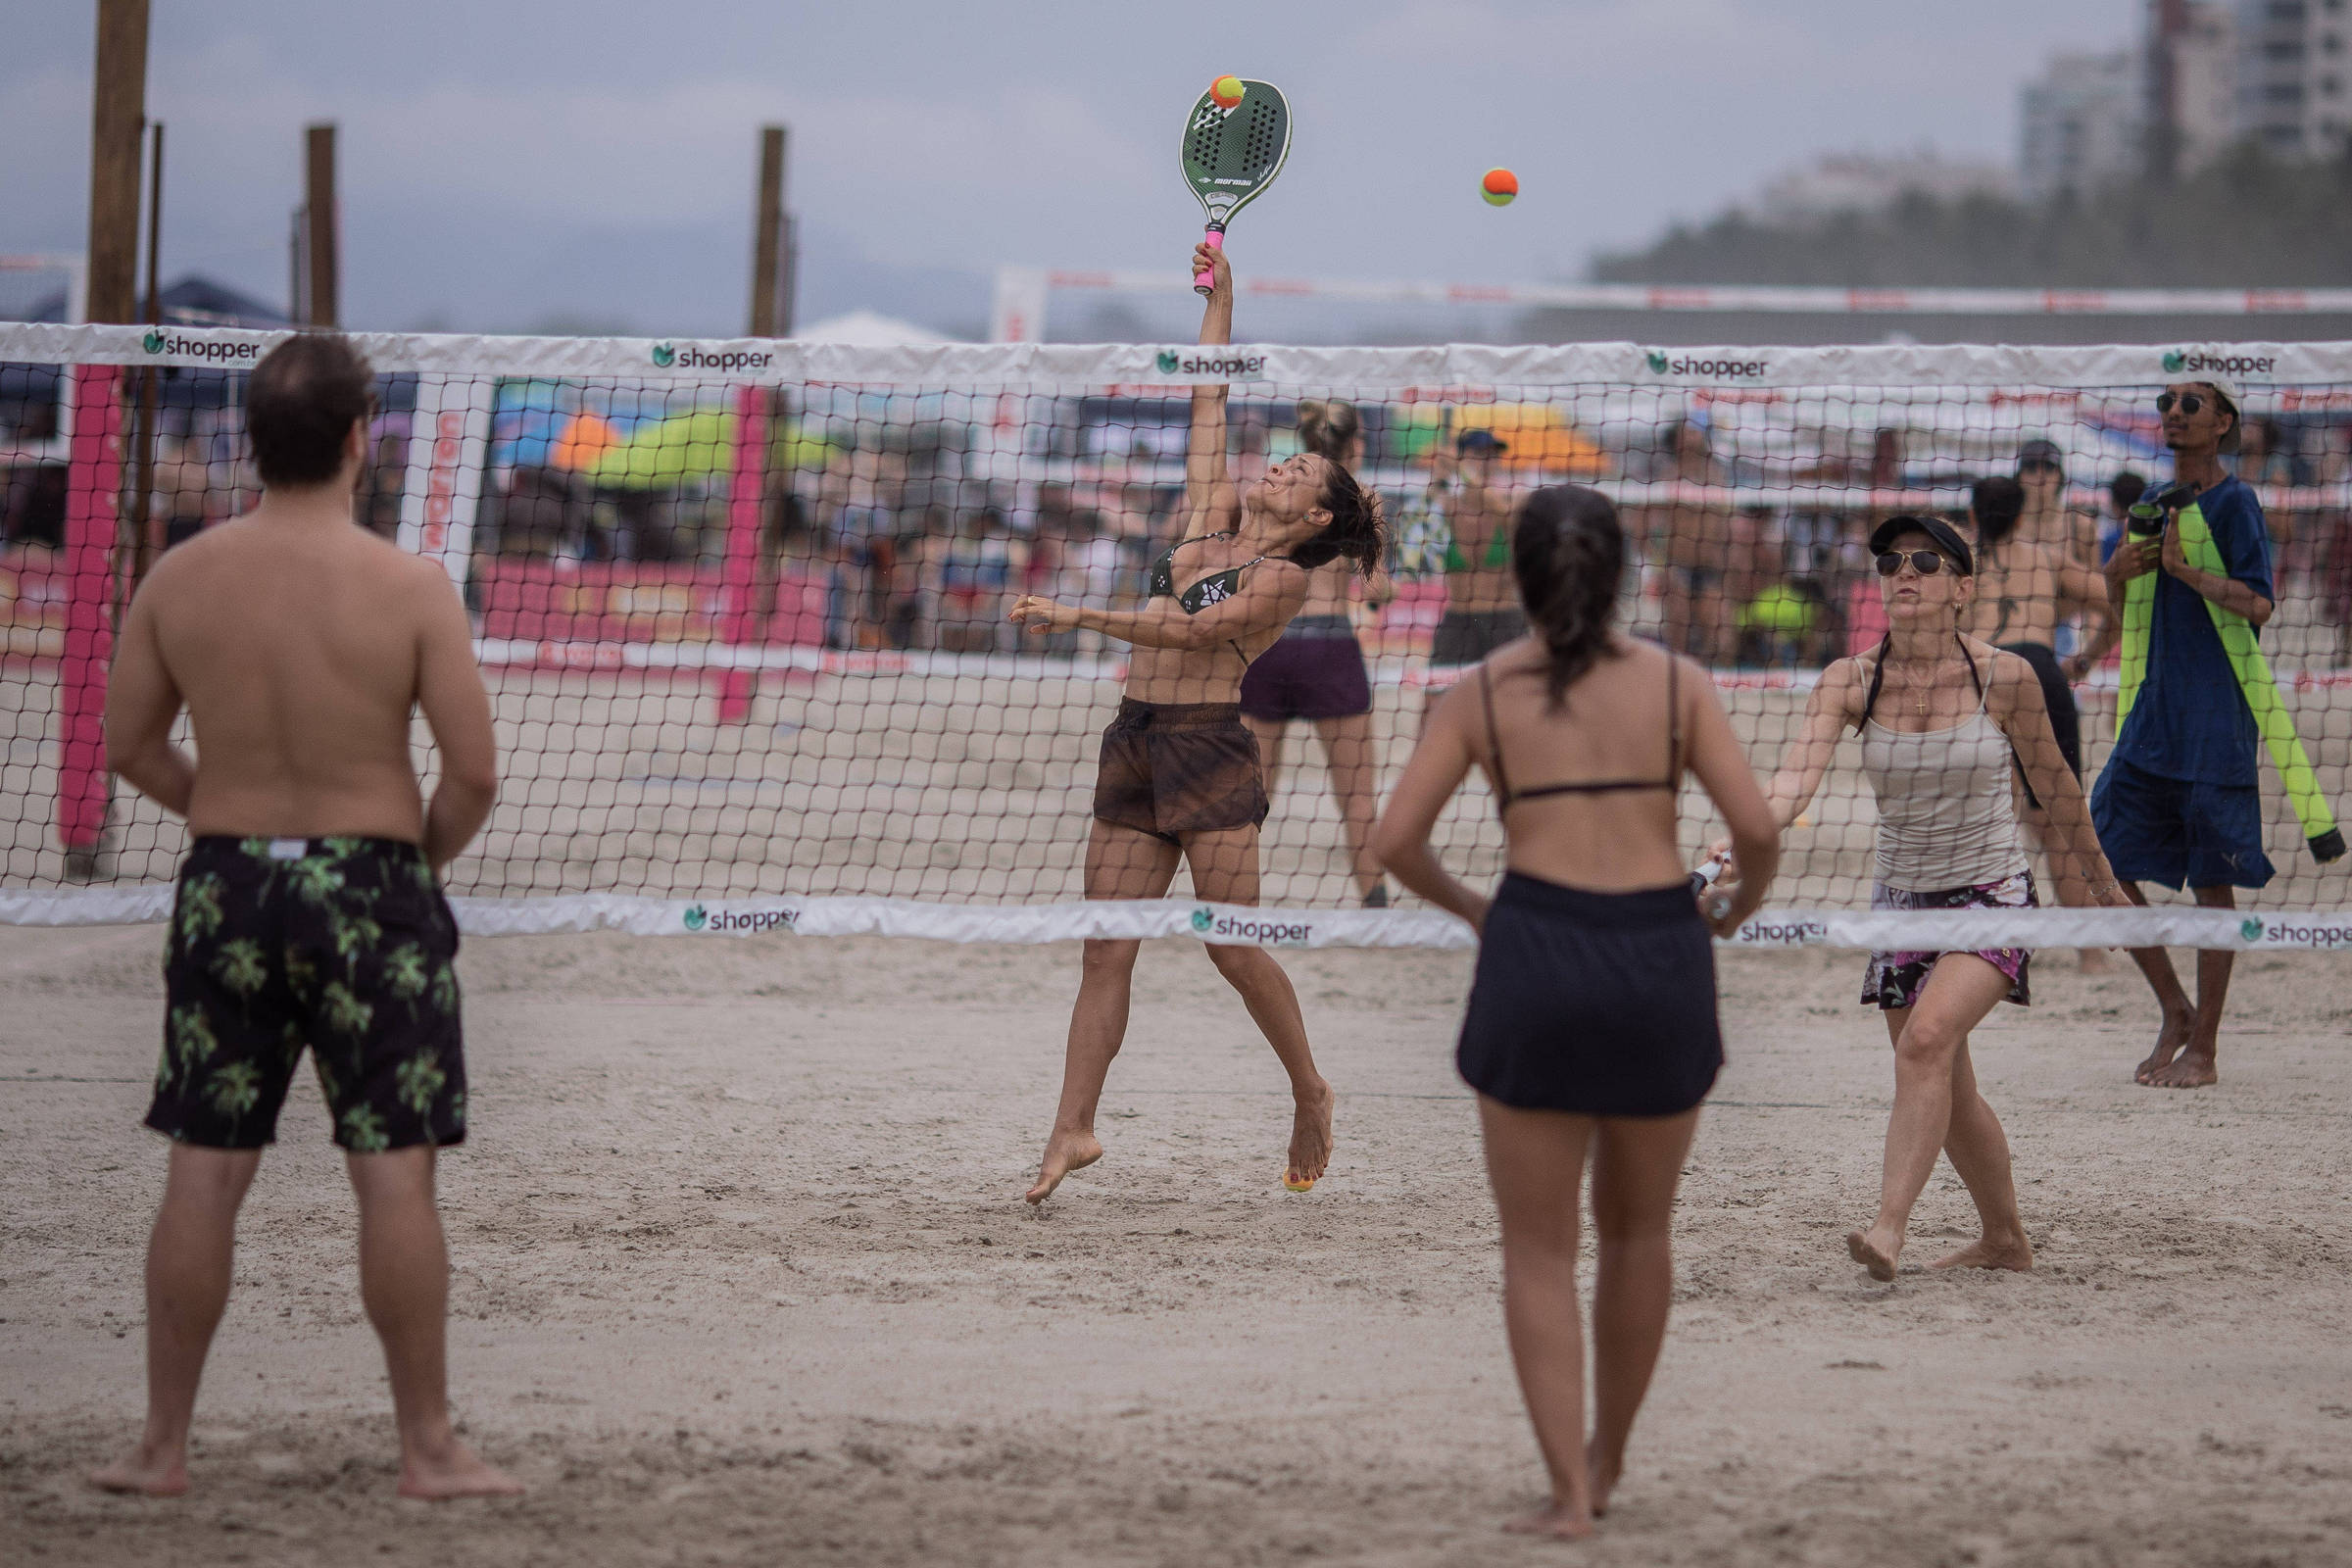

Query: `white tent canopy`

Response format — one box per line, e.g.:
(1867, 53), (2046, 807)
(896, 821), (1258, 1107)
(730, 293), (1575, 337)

(789, 310), (954, 347)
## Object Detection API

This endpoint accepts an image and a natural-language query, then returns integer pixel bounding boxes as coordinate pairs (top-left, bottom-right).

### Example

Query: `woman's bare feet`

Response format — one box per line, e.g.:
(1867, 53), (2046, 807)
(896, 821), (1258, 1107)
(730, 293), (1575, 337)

(397, 1437), (524, 1499)
(89, 1441), (188, 1496)
(1929, 1233), (2034, 1272)
(1845, 1227), (1900, 1282)
(1588, 1451), (1622, 1517)
(1284, 1080), (1335, 1191)
(2132, 1004), (2197, 1084)
(1024, 1128), (1104, 1204)
(1502, 1500), (1595, 1540)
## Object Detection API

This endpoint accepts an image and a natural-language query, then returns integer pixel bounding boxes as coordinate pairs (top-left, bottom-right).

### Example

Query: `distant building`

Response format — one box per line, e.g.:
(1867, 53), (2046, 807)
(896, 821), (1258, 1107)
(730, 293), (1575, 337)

(2021, 52), (2144, 197)
(1753, 151), (2015, 221)
(2154, 1), (2241, 175)
(2236, 0), (2352, 157)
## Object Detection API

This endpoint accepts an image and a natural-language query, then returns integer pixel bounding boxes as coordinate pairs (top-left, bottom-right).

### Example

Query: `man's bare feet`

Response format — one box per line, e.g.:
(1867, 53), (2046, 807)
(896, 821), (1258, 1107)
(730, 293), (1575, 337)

(2143, 1050), (2217, 1089)
(1845, 1228), (1900, 1282)
(1502, 1500), (1594, 1540)
(2132, 1004), (2197, 1084)
(89, 1443), (188, 1497)
(1929, 1233), (2034, 1272)
(397, 1438), (524, 1500)
(1284, 1079), (1334, 1192)
(1024, 1128), (1104, 1204)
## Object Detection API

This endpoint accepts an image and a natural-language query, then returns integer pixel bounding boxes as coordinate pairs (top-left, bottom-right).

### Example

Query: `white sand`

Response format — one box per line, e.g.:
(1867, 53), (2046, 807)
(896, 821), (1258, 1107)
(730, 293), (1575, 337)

(4, 922), (2350, 1565)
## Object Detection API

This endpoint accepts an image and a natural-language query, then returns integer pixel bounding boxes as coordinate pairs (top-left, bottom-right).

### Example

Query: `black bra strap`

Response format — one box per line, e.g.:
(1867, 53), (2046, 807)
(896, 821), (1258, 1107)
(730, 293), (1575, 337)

(1478, 662), (1513, 808)
(1664, 653), (1682, 786)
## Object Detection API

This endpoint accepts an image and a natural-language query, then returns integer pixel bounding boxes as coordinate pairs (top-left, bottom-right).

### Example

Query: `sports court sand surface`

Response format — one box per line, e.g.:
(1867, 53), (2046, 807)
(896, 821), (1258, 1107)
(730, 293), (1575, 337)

(4, 925), (2350, 1566)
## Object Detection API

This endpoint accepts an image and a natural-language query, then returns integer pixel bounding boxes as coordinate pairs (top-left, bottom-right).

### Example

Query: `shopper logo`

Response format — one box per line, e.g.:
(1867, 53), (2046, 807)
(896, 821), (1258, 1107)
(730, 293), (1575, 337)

(650, 342), (776, 372)
(2164, 349), (2276, 378)
(1200, 911), (1313, 947)
(1191, 906), (1213, 933)
(139, 331), (261, 364)
(1155, 350), (1267, 377)
(682, 904), (708, 931)
(1644, 349), (1768, 379)
(2241, 917), (2265, 943)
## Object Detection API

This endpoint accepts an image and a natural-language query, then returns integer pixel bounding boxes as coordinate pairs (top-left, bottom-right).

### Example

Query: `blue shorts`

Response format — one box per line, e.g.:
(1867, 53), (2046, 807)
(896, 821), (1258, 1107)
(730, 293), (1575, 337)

(2090, 758), (2275, 892)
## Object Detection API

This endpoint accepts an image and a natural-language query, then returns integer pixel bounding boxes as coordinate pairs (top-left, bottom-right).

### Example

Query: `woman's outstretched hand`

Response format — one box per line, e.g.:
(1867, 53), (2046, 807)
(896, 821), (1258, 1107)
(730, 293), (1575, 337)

(1194, 241), (1231, 302)
(1008, 595), (1078, 634)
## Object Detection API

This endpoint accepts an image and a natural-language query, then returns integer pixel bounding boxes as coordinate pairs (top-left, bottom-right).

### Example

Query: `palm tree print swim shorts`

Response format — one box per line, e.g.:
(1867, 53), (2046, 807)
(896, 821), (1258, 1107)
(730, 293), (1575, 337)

(148, 837), (466, 1152)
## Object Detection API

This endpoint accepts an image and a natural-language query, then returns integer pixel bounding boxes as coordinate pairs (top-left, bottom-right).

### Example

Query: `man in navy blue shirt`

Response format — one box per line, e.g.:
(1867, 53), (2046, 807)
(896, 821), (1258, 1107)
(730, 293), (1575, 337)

(2090, 376), (2276, 1090)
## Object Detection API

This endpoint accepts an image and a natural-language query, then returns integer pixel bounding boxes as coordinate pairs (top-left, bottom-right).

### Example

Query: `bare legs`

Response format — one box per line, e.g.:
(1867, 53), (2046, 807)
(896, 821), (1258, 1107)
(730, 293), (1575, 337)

(1846, 956), (2034, 1280)
(348, 1149), (523, 1498)
(92, 1144), (518, 1498)
(1243, 712), (1387, 904)
(1027, 821), (1333, 1203)
(1480, 1099), (1700, 1540)
(2119, 881), (2234, 1088)
(90, 1146), (261, 1495)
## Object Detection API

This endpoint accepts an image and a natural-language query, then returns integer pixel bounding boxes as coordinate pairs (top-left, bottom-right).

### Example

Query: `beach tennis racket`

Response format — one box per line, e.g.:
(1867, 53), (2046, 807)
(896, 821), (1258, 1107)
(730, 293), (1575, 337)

(1181, 79), (1292, 294)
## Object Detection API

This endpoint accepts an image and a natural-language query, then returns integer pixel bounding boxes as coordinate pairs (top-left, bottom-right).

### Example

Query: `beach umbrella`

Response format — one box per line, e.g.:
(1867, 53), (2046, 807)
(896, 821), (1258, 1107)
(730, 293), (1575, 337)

(578, 410), (838, 489)
(550, 413), (619, 471)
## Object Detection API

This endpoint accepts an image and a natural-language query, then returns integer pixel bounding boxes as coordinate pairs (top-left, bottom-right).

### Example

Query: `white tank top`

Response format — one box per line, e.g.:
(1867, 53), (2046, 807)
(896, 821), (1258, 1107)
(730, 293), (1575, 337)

(1859, 669), (2029, 893)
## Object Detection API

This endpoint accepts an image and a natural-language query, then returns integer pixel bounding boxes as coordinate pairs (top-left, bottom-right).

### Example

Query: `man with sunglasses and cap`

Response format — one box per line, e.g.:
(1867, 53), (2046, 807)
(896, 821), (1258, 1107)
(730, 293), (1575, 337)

(2089, 376), (2278, 1090)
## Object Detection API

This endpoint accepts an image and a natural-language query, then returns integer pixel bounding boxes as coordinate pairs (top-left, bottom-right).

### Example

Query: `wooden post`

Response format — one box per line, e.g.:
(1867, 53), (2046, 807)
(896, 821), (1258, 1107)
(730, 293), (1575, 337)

(85, 0), (149, 325)
(62, 0), (149, 866)
(126, 119), (165, 592)
(751, 125), (787, 337)
(305, 122), (338, 326)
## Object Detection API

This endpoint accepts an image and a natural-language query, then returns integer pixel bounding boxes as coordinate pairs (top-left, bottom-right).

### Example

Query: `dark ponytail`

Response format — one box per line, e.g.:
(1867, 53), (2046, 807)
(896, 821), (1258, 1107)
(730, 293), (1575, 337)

(1291, 458), (1387, 574)
(1512, 484), (1625, 706)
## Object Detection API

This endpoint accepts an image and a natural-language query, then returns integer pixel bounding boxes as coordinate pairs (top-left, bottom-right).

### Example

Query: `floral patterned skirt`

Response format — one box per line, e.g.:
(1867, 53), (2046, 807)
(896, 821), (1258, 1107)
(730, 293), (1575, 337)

(1860, 868), (2034, 1011)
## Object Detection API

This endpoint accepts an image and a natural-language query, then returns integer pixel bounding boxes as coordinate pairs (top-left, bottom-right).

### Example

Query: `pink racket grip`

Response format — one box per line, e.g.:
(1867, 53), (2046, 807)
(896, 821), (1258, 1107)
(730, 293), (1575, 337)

(1193, 226), (1224, 295)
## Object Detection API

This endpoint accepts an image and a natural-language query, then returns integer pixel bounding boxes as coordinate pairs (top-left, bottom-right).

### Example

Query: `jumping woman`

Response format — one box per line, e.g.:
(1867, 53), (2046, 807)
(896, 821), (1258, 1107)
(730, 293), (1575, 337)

(1374, 485), (1778, 1540)
(1008, 241), (1385, 1203)
(1237, 400), (1394, 906)
(1730, 514), (2129, 1281)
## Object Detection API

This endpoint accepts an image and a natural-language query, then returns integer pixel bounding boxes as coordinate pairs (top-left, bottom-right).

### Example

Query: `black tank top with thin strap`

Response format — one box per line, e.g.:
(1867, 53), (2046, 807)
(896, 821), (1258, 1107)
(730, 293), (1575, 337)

(1478, 655), (1682, 815)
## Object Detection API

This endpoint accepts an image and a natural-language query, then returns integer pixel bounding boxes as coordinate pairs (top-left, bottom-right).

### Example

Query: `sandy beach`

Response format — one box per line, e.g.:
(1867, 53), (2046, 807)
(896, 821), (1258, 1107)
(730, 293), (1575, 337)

(4, 920), (2349, 1566)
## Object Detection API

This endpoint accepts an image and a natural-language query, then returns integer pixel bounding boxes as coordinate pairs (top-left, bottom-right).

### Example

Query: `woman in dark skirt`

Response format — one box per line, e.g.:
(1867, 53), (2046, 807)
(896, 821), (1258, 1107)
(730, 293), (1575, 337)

(1009, 240), (1385, 1203)
(1373, 485), (1779, 1541)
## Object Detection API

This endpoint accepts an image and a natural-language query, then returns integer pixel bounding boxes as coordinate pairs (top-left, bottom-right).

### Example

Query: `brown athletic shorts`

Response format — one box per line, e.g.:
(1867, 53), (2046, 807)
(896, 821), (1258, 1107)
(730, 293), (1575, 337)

(1092, 699), (1268, 845)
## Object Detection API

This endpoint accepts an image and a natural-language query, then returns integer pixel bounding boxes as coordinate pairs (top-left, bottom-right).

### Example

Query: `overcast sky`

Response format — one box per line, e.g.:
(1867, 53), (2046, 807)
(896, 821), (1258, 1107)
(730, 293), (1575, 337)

(5, 0), (2137, 338)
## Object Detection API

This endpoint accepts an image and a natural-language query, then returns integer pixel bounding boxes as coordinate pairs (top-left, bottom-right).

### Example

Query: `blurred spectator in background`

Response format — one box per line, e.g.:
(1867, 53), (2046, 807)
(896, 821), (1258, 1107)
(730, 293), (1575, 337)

(2015, 438), (2100, 659)
(2099, 470), (2147, 565)
(3, 463), (69, 551)
(2236, 416), (2299, 577)
(928, 505), (1024, 654)
(1653, 418), (1733, 662)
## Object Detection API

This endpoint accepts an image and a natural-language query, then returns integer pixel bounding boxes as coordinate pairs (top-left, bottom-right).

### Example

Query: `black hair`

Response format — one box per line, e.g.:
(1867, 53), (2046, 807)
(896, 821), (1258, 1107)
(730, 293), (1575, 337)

(1295, 400), (1360, 464)
(1970, 475), (2026, 545)
(1289, 456), (1386, 574)
(246, 331), (374, 488)
(2109, 469), (2147, 510)
(1510, 484), (1624, 706)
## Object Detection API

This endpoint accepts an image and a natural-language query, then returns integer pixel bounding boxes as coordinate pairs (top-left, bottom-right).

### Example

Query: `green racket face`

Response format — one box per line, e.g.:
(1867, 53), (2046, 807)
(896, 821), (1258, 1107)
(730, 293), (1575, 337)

(1180, 80), (1291, 226)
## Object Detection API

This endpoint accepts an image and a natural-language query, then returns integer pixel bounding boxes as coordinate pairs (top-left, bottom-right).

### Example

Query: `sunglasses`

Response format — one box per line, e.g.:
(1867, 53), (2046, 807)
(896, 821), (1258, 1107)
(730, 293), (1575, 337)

(1876, 550), (1952, 577)
(2155, 391), (2209, 415)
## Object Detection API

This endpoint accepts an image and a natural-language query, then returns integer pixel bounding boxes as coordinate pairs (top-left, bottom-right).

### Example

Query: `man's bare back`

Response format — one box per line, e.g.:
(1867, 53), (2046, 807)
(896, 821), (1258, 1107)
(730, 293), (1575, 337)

(1964, 535), (2106, 651)
(109, 494), (495, 866)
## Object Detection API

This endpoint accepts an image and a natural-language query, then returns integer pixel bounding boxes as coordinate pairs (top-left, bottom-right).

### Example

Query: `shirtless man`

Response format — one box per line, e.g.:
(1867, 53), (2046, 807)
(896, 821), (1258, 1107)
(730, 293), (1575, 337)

(2015, 439), (2101, 568)
(92, 333), (517, 1500)
(1649, 420), (1734, 662)
(1966, 475), (2113, 970)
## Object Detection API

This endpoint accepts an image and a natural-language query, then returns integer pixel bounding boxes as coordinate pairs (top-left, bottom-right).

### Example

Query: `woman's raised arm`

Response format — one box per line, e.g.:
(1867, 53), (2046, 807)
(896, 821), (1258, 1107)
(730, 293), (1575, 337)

(1182, 241), (1237, 534)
